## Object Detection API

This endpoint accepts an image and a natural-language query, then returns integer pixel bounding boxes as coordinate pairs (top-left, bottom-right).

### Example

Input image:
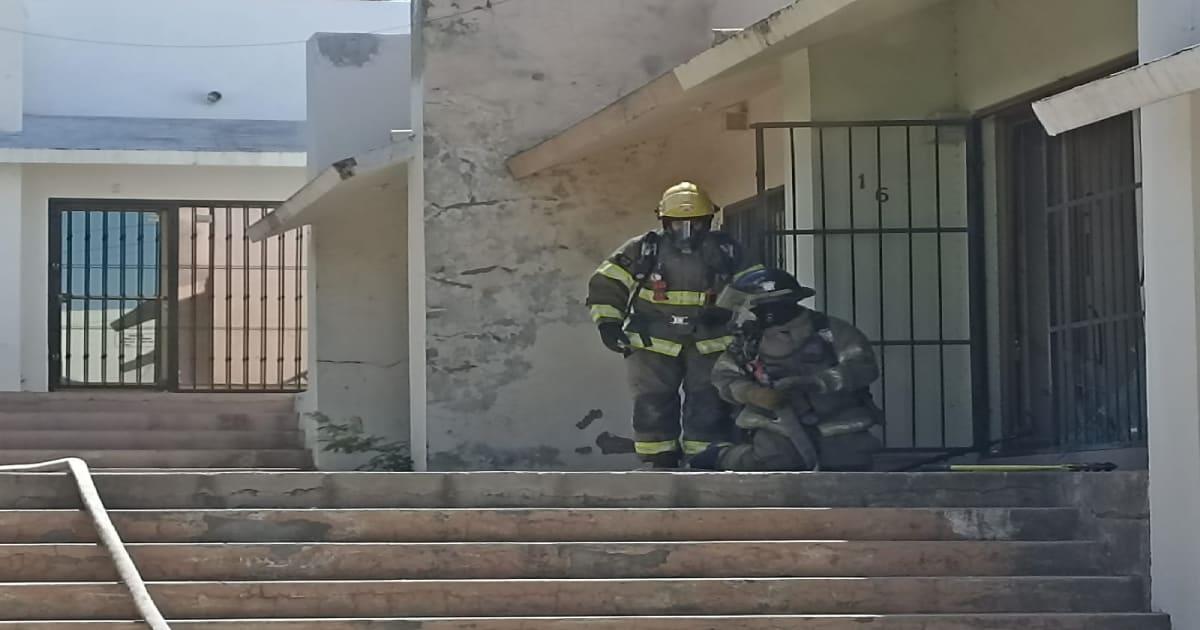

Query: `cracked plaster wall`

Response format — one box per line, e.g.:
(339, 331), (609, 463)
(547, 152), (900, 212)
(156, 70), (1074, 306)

(303, 32), (411, 470)
(421, 0), (784, 470)
(308, 194), (409, 470)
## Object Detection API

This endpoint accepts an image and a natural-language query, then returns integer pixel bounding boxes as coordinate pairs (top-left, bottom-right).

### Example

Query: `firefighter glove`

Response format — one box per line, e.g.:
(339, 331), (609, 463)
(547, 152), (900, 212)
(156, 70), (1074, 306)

(598, 322), (632, 356)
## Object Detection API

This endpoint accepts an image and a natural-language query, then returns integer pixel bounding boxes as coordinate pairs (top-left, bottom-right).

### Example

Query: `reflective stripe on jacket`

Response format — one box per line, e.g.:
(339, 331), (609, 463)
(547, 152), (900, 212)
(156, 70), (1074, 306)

(586, 230), (756, 354)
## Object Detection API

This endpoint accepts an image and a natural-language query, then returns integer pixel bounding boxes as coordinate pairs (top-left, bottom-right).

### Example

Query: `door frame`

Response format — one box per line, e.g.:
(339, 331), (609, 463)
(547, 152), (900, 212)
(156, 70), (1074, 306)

(48, 199), (178, 391)
(993, 108), (1145, 454)
(47, 198), (307, 393)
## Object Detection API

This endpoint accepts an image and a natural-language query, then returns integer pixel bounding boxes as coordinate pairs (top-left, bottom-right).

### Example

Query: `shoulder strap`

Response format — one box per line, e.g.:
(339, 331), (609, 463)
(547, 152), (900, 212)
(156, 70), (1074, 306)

(632, 231), (660, 280)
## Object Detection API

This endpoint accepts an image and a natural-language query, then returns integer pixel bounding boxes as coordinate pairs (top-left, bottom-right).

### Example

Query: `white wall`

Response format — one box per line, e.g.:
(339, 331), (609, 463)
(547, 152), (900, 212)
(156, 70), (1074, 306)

(0, 165), (21, 390)
(955, 0), (1136, 113)
(0, 0), (23, 131)
(1139, 2), (1200, 627)
(21, 0), (409, 121)
(302, 30), (412, 470)
(308, 185), (409, 470)
(307, 33), (412, 172)
(17, 164), (307, 392)
(808, 3), (958, 121)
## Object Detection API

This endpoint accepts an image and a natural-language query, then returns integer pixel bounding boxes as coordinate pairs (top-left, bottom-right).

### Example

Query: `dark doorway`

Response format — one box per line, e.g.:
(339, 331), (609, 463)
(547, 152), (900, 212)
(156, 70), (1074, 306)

(724, 186), (783, 268)
(1002, 112), (1145, 452)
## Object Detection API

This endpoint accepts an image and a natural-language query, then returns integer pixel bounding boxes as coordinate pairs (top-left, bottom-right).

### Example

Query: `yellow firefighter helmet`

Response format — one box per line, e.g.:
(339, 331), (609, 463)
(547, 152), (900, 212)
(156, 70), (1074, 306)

(658, 182), (716, 219)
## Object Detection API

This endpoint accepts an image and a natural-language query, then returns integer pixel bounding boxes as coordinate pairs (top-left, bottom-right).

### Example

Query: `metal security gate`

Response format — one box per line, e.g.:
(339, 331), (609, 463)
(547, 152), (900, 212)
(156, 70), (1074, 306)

(724, 186), (782, 267)
(1005, 112), (1145, 452)
(49, 200), (308, 392)
(752, 121), (987, 452)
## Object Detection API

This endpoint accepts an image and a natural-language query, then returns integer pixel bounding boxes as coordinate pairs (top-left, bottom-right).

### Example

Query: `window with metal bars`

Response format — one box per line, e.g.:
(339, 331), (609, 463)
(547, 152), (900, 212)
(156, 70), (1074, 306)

(1003, 112), (1146, 452)
(49, 200), (308, 392)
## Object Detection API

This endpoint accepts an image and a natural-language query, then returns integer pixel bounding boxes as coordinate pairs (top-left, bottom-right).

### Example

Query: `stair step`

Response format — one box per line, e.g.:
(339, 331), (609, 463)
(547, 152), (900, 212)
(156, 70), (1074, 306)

(0, 393), (294, 414)
(0, 615), (1172, 630)
(0, 471), (1078, 509)
(0, 450), (312, 470)
(0, 412), (298, 432)
(0, 540), (1104, 581)
(0, 431), (303, 450)
(0, 507), (1080, 543)
(0, 577), (1145, 619)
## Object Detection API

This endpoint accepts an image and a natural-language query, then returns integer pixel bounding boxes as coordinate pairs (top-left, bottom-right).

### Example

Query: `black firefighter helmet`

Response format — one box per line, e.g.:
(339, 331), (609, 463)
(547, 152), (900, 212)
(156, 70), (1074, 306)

(717, 267), (816, 326)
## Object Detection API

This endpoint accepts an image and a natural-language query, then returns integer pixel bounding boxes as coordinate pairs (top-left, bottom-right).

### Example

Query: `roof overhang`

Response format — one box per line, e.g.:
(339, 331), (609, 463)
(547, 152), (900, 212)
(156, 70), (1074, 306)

(0, 148), (305, 167)
(0, 115), (307, 165)
(247, 134), (415, 242)
(1034, 43), (1200, 136)
(506, 0), (942, 179)
(675, 0), (939, 89)
(506, 64), (779, 179)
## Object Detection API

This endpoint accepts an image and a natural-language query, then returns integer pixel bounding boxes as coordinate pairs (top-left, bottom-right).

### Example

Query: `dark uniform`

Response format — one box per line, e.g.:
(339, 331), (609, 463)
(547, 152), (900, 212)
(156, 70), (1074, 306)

(586, 182), (759, 467)
(698, 268), (883, 471)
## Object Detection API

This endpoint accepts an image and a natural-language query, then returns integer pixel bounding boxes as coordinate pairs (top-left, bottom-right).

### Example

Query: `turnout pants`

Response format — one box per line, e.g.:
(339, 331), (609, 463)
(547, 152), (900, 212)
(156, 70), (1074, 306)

(626, 344), (731, 464)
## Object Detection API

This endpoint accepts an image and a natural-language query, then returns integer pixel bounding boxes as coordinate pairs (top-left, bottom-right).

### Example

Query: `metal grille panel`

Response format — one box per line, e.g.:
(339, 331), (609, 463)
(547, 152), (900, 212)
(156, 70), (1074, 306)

(753, 121), (987, 452)
(49, 200), (308, 392)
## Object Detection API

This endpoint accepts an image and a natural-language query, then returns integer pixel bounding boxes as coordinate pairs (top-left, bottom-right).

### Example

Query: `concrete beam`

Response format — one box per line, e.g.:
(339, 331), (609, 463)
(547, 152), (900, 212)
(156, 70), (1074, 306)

(505, 0), (946, 179)
(1034, 43), (1200, 136)
(673, 0), (855, 90)
(247, 137), (414, 242)
(0, 148), (305, 167)
(676, 0), (943, 90)
(506, 65), (778, 179)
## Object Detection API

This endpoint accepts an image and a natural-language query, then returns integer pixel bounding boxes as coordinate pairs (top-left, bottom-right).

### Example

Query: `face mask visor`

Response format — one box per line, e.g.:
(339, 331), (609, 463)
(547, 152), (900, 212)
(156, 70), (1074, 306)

(664, 217), (711, 249)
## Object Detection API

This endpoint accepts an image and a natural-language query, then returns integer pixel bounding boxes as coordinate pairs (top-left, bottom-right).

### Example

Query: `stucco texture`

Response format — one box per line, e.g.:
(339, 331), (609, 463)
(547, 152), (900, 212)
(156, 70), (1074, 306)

(420, 0), (777, 470)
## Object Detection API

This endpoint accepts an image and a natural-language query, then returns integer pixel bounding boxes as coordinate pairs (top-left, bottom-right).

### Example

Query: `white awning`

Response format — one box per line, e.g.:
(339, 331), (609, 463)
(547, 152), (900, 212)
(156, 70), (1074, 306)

(1034, 43), (1200, 136)
(247, 133), (415, 242)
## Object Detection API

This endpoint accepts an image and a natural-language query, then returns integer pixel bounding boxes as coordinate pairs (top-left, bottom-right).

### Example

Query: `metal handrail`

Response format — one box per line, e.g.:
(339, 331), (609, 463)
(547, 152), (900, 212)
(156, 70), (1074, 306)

(0, 458), (171, 629)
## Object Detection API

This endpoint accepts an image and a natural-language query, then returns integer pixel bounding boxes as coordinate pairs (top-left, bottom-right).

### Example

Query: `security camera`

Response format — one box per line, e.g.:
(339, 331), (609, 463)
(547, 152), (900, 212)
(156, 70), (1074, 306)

(206, 91), (223, 104)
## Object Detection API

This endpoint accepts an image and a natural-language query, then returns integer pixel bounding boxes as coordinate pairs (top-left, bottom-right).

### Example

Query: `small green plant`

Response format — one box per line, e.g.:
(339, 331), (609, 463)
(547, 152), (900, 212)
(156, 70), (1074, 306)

(311, 412), (413, 471)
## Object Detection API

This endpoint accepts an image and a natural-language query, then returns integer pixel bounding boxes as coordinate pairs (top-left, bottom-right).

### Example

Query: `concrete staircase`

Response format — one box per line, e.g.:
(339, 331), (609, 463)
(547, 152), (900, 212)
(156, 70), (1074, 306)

(0, 393), (310, 469)
(0, 471), (1169, 628)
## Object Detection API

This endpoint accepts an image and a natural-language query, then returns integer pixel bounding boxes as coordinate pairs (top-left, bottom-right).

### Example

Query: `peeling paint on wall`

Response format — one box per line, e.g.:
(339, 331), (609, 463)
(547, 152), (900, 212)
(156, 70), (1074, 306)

(576, 409), (603, 430)
(316, 33), (382, 68)
(420, 0), (777, 470)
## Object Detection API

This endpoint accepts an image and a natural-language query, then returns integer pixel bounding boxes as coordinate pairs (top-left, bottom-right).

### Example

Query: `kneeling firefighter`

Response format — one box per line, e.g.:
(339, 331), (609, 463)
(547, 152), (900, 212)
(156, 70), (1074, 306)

(586, 182), (760, 468)
(693, 268), (883, 471)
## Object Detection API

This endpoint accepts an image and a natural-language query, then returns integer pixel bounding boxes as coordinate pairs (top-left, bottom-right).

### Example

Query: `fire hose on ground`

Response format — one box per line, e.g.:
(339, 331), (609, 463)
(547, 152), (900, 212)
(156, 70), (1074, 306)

(0, 457), (171, 630)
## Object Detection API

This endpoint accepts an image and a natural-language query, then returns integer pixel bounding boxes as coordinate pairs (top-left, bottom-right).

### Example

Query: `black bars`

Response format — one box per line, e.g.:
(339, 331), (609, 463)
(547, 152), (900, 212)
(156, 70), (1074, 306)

(1042, 114), (1146, 450)
(753, 120), (981, 451)
(48, 200), (308, 393)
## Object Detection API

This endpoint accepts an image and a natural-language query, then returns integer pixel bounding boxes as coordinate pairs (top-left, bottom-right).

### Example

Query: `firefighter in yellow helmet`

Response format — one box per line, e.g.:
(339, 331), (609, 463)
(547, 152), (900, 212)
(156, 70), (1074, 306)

(586, 182), (763, 468)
